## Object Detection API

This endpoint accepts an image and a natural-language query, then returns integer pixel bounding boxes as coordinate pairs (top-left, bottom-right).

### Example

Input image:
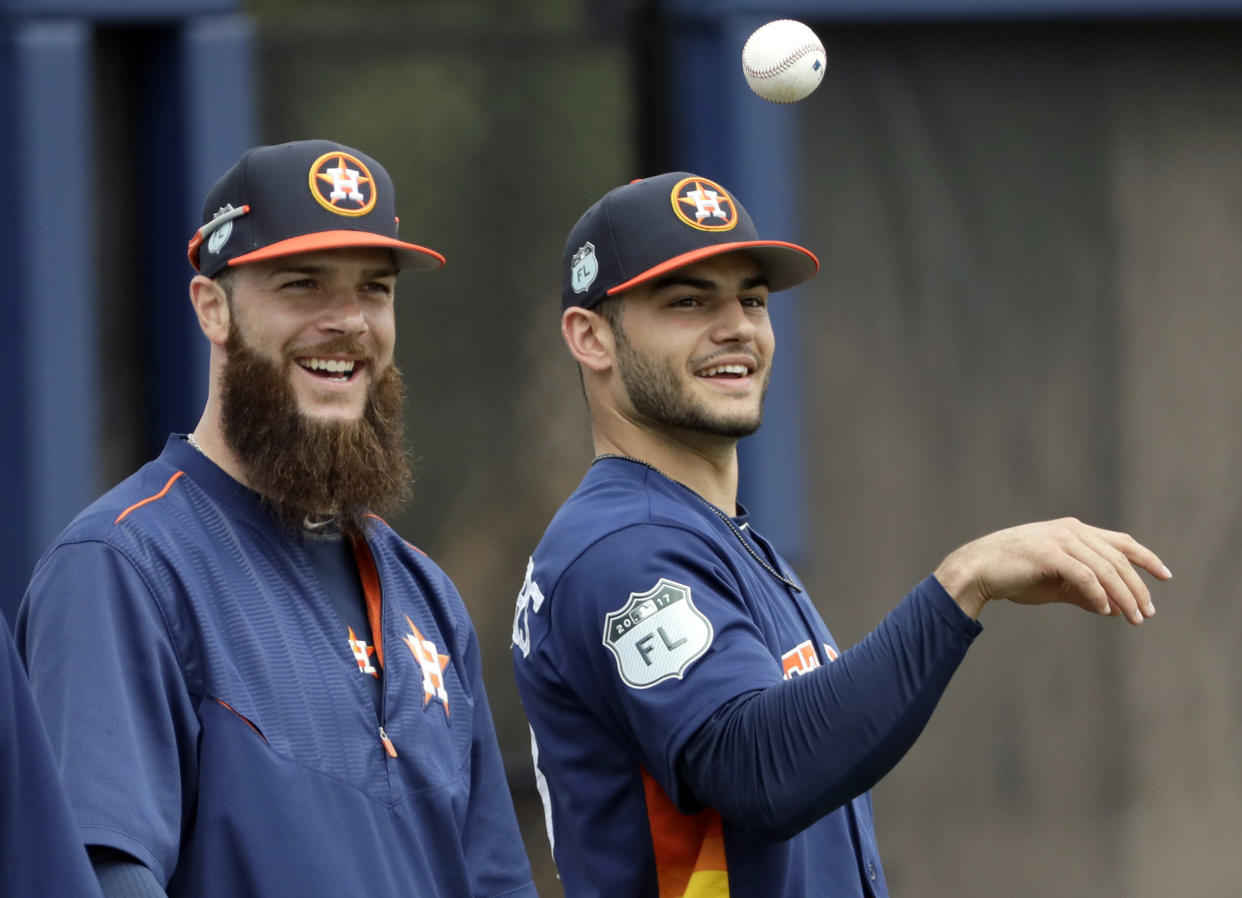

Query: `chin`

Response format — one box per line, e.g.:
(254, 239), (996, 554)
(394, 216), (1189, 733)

(710, 405), (763, 432)
(296, 401), (366, 423)
(709, 404), (765, 437)
(714, 421), (763, 439)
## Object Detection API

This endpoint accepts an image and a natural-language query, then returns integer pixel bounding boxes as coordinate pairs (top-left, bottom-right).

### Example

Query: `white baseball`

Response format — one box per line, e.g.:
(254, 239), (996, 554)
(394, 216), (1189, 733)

(742, 19), (827, 104)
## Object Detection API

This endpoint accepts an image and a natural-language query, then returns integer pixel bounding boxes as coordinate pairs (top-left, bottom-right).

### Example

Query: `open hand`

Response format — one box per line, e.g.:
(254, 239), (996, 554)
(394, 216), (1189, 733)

(933, 517), (1171, 625)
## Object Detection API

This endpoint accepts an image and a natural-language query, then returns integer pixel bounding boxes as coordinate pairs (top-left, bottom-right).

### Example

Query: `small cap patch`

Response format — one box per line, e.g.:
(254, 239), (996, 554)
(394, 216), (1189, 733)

(570, 241), (599, 294)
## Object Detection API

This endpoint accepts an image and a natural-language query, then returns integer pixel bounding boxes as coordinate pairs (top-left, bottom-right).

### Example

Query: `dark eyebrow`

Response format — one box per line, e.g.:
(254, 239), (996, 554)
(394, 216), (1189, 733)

(267, 264), (323, 277)
(266, 264), (398, 280)
(646, 275), (716, 292)
(646, 273), (770, 293)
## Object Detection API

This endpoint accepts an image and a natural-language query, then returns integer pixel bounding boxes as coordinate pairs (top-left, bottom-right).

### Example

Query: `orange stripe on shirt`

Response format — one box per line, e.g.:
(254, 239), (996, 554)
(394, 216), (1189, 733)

(114, 471), (186, 524)
(643, 769), (729, 897)
(351, 536), (385, 668)
(215, 698), (268, 744)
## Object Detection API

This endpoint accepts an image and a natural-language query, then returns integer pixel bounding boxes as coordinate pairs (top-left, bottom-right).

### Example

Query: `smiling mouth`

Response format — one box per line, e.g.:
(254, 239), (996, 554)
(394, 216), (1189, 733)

(297, 358), (360, 382)
(696, 363), (752, 379)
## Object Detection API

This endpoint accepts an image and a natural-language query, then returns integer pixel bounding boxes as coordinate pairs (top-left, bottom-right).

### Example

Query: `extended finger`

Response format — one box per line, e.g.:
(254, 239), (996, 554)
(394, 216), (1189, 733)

(1094, 527), (1172, 582)
(1053, 552), (1114, 617)
(1064, 538), (1146, 625)
(1078, 528), (1156, 620)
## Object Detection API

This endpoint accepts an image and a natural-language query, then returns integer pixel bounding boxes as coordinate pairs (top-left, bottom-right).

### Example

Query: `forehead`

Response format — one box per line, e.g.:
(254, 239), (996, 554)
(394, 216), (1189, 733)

(235, 247), (397, 279)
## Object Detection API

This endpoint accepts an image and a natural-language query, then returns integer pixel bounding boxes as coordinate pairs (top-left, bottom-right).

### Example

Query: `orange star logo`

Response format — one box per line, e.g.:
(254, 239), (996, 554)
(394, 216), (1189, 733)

(402, 616), (450, 717)
(347, 626), (378, 678)
(308, 150), (377, 217)
(671, 176), (737, 232)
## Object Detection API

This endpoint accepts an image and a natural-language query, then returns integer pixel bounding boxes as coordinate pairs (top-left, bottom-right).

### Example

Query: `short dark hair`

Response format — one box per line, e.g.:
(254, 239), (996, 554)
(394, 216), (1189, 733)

(573, 294), (626, 411)
(593, 293), (624, 333)
(213, 267), (238, 301)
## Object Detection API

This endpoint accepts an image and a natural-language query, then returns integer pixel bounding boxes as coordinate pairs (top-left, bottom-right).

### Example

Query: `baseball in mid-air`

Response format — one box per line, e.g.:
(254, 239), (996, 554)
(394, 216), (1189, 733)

(742, 19), (827, 104)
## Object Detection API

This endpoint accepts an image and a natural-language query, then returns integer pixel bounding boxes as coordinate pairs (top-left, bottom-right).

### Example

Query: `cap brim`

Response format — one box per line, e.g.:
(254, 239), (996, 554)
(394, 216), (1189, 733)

(606, 240), (819, 297)
(227, 230), (445, 271)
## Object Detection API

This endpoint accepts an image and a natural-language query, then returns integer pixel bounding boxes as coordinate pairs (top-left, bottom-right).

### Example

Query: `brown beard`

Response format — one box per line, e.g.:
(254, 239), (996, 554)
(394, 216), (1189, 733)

(612, 320), (768, 439)
(219, 326), (411, 535)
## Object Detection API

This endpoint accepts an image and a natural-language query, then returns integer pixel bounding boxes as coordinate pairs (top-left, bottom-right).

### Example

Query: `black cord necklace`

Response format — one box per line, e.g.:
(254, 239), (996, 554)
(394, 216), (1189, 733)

(592, 453), (802, 592)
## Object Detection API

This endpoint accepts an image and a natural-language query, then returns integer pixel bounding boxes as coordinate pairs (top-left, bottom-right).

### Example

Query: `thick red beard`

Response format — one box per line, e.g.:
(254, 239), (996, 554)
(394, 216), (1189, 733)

(219, 326), (412, 535)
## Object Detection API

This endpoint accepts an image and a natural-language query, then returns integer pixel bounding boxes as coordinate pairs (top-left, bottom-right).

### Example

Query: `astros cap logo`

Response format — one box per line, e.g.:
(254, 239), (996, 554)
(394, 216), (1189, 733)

(670, 176), (738, 232)
(309, 150), (377, 217)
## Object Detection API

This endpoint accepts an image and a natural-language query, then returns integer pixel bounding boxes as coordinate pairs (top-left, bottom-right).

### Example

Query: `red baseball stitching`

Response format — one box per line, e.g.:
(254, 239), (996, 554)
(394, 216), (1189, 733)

(743, 42), (823, 79)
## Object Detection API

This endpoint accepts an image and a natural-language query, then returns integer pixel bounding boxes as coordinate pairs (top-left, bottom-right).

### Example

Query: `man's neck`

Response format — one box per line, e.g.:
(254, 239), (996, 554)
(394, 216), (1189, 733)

(187, 416), (252, 491)
(593, 425), (740, 514)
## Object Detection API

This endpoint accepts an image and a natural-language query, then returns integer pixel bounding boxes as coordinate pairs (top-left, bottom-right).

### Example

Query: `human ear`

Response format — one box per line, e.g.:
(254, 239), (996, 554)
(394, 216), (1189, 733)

(561, 306), (615, 374)
(189, 275), (231, 348)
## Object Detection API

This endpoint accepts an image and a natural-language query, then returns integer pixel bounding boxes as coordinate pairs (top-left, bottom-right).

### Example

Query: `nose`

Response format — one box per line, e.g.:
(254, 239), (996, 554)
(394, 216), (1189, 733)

(319, 288), (369, 336)
(709, 297), (757, 344)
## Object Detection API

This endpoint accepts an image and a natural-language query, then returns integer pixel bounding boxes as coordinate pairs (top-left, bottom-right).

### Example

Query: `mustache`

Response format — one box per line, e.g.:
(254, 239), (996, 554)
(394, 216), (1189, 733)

(284, 336), (375, 364)
(690, 348), (763, 371)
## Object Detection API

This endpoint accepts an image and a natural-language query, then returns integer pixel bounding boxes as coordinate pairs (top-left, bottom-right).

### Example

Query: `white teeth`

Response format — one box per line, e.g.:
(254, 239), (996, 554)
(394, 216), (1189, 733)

(698, 364), (750, 377)
(299, 358), (356, 374)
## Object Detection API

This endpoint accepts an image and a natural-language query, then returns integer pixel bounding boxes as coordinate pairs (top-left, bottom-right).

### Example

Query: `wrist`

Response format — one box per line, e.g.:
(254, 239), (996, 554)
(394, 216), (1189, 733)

(932, 557), (988, 620)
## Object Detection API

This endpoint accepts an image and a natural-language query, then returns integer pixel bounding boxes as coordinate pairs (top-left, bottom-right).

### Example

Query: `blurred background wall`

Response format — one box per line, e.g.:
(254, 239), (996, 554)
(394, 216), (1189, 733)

(3, 1), (1241, 895)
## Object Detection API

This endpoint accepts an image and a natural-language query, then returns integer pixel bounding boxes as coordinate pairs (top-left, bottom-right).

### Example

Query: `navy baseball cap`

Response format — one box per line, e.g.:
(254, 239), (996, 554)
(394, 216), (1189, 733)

(562, 172), (819, 311)
(187, 139), (445, 278)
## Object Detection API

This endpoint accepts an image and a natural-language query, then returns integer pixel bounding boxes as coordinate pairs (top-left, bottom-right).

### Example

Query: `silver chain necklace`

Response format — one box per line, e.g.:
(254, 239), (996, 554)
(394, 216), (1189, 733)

(185, 432), (205, 454)
(592, 453), (802, 592)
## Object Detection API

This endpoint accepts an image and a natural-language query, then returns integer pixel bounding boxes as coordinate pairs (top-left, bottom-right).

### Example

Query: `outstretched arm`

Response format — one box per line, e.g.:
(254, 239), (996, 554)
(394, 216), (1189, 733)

(681, 577), (978, 839)
(933, 517), (1171, 624)
(680, 519), (1170, 837)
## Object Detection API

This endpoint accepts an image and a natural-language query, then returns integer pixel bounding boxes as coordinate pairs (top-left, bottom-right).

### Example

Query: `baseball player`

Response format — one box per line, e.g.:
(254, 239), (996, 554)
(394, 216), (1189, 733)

(511, 172), (1171, 897)
(17, 140), (536, 898)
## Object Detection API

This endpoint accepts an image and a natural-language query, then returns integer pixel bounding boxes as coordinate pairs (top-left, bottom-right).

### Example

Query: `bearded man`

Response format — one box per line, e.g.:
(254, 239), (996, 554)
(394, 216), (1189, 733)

(17, 140), (536, 898)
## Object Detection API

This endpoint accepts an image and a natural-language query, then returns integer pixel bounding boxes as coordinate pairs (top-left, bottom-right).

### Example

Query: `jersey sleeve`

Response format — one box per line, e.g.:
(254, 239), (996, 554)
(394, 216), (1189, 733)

(0, 615), (105, 898)
(679, 575), (982, 838)
(17, 540), (199, 885)
(90, 848), (169, 898)
(536, 523), (788, 809)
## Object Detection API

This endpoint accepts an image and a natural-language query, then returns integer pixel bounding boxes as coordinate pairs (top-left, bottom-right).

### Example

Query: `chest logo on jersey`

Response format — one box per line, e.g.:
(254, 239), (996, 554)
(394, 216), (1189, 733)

(347, 626), (379, 678)
(781, 639), (839, 679)
(603, 579), (713, 689)
(403, 616), (451, 718)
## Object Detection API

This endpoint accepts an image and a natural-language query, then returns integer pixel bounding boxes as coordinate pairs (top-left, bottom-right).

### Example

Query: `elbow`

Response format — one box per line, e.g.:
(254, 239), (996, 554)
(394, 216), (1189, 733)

(709, 780), (854, 842)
